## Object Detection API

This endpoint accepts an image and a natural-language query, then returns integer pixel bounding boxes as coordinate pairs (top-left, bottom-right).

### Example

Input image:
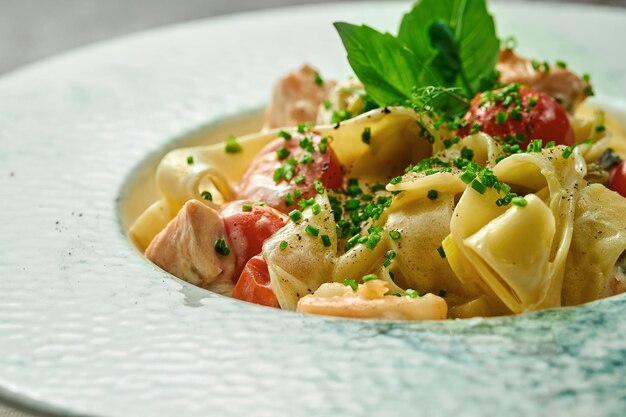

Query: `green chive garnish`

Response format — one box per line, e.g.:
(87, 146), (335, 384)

(343, 278), (358, 291)
(225, 135), (242, 153)
(362, 274), (378, 282)
(278, 130), (292, 141)
(214, 239), (230, 256)
(362, 127), (371, 145)
(512, 196), (528, 207)
(405, 289), (419, 298)
(305, 225), (319, 237)
(389, 230), (401, 240)
(276, 147), (290, 160)
(288, 209), (303, 223)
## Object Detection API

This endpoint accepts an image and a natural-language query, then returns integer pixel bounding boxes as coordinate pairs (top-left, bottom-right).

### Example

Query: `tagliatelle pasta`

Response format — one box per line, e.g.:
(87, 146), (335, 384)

(128, 0), (626, 320)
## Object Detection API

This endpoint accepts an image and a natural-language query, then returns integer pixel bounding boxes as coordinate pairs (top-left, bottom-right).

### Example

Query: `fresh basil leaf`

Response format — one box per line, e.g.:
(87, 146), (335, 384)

(334, 22), (439, 106)
(428, 20), (461, 84)
(398, 0), (499, 97)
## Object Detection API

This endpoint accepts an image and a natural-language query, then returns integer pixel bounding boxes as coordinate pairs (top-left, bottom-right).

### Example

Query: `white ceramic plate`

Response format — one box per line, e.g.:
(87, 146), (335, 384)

(1, 2), (625, 417)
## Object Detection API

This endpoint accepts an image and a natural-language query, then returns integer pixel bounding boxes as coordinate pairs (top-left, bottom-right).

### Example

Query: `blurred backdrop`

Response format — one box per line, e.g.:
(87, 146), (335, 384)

(0, 0), (625, 75)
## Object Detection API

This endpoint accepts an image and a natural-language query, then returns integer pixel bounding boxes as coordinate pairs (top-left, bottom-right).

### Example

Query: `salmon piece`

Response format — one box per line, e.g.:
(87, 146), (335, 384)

(264, 64), (336, 129)
(497, 49), (590, 112)
(145, 200), (236, 295)
(297, 281), (448, 321)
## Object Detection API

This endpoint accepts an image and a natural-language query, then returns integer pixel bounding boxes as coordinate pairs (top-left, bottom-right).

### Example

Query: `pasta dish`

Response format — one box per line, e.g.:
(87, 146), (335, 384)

(128, 0), (626, 320)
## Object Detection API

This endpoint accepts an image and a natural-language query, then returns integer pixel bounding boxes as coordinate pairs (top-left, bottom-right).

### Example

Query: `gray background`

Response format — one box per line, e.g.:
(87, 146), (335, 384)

(0, 0), (624, 416)
(1, 0), (625, 75)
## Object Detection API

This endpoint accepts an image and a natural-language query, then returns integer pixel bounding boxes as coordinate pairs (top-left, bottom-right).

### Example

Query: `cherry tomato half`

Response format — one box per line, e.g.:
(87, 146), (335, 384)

(236, 133), (344, 213)
(220, 201), (288, 279)
(459, 86), (574, 148)
(232, 254), (279, 308)
(609, 160), (626, 198)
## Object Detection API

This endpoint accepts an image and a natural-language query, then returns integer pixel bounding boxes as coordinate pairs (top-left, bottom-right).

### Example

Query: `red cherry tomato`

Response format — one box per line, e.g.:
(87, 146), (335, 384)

(220, 201), (288, 279)
(459, 86), (574, 148)
(232, 254), (279, 308)
(609, 160), (626, 198)
(236, 133), (344, 213)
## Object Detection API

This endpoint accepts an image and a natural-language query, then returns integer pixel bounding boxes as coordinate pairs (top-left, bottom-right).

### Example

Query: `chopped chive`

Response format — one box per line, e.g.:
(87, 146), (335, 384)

(319, 137), (328, 154)
(201, 191), (212, 201)
(278, 130), (292, 141)
(512, 196), (528, 207)
(495, 111), (508, 124)
(385, 250), (396, 260)
(556, 60), (567, 69)
(276, 147), (290, 160)
(298, 136), (314, 153)
(313, 71), (324, 86)
(527, 139), (543, 153)
(225, 135), (242, 153)
(241, 203), (253, 212)
(345, 234), (361, 251)
(255, 202), (267, 206)
(389, 176), (402, 185)
(305, 224), (320, 237)
(461, 147), (474, 161)
(187, 156), (194, 164)
(427, 189), (438, 200)
(214, 239), (230, 256)
(279, 240), (288, 250)
(595, 125), (606, 133)
(294, 174), (305, 184)
(362, 127), (371, 145)
(285, 193), (294, 207)
(314, 180), (325, 195)
(460, 171), (475, 184)
(273, 167), (284, 182)
(301, 154), (314, 164)
(323, 99), (332, 110)
(288, 209), (303, 223)
(293, 189), (302, 198)
(344, 199), (360, 211)
(405, 288), (419, 298)
(343, 278), (358, 291)
(298, 198), (315, 209)
(297, 123), (306, 134)
(369, 225), (384, 234)
(471, 180), (488, 194)
(389, 229), (401, 240)
(371, 184), (386, 193)
(311, 203), (321, 215)
(562, 147), (573, 159)
(545, 141), (556, 148)
(321, 234), (331, 247)
(365, 233), (381, 250)
(437, 246), (446, 258)
(362, 274), (378, 282)
(363, 274), (378, 282)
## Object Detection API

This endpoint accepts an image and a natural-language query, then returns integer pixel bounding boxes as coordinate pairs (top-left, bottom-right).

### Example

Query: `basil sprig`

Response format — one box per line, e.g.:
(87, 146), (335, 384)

(335, 0), (500, 110)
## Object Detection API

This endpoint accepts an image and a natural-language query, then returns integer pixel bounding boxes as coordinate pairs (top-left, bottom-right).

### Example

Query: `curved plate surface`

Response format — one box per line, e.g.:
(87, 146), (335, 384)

(0, 2), (625, 417)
